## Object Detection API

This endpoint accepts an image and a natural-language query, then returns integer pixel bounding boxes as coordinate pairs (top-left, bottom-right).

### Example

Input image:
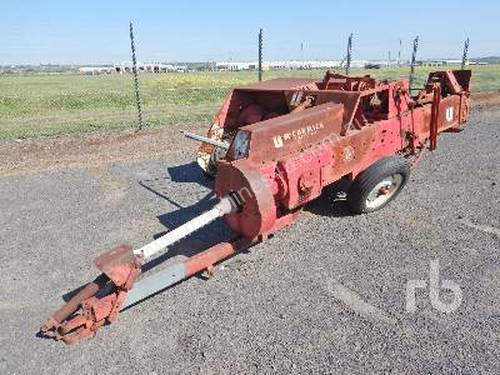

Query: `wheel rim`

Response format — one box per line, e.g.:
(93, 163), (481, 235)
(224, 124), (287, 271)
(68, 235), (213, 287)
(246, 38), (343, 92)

(365, 174), (403, 210)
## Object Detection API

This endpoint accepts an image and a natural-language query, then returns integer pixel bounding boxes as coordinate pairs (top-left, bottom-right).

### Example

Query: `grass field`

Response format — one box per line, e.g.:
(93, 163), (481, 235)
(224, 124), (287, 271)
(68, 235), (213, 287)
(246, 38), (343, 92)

(0, 65), (499, 140)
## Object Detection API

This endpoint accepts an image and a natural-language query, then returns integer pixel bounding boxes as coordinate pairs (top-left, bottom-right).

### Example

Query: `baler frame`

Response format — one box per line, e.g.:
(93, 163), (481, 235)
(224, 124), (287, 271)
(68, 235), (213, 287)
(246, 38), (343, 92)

(40, 69), (471, 344)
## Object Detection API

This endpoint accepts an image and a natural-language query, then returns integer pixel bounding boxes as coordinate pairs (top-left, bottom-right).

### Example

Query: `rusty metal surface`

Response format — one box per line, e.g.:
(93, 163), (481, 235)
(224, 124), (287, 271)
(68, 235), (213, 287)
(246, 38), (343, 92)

(430, 84), (441, 150)
(215, 160), (277, 239)
(40, 273), (109, 332)
(184, 238), (252, 277)
(94, 244), (139, 285)
(242, 102), (344, 163)
(277, 146), (332, 209)
(211, 69), (472, 239)
(237, 78), (318, 91)
(40, 245), (142, 344)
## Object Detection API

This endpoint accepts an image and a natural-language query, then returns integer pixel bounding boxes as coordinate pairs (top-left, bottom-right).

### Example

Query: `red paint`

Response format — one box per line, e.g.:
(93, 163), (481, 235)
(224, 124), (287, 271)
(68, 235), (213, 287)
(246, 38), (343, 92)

(211, 70), (471, 238)
(184, 239), (251, 277)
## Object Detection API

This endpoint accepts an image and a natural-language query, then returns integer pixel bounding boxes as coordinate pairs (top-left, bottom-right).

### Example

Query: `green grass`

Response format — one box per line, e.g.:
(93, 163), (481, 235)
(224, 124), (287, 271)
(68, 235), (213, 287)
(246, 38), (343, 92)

(0, 65), (499, 140)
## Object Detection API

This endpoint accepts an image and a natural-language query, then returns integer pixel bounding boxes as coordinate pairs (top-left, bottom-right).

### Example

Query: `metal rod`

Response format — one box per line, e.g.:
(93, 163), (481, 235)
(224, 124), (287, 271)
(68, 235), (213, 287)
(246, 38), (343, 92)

(409, 35), (419, 91)
(41, 273), (109, 332)
(258, 28), (263, 82)
(398, 38), (402, 66)
(181, 131), (229, 149)
(134, 196), (236, 260)
(345, 33), (353, 75)
(129, 21), (145, 131)
(461, 37), (470, 70)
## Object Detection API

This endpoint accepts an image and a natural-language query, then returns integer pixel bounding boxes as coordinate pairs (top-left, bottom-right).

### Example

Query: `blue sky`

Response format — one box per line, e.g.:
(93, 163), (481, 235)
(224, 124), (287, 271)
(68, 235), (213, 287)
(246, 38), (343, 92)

(0, 0), (498, 64)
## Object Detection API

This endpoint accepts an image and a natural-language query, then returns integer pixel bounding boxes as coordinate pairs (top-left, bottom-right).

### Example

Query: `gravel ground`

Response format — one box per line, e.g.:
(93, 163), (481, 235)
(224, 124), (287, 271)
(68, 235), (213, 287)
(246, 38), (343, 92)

(0, 108), (498, 374)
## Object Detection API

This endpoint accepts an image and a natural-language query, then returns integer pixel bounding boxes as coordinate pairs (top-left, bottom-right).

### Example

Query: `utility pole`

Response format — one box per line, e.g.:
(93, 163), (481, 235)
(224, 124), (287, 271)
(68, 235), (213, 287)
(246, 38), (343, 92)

(388, 51), (392, 67)
(409, 35), (419, 91)
(345, 33), (353, 75)
(129, 21), (145, 131)
(461, 37), (470, 70)
(258, 28), (263, 82)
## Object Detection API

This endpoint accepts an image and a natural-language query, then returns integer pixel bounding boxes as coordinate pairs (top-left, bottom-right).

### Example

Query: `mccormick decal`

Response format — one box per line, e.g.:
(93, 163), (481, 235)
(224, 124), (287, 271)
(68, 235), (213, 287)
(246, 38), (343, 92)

(272, 122), (325, 148)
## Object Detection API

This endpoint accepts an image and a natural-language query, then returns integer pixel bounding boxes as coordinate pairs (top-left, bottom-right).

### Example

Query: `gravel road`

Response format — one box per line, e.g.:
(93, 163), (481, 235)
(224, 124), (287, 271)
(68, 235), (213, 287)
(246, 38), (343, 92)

(0, 108), (498, 374)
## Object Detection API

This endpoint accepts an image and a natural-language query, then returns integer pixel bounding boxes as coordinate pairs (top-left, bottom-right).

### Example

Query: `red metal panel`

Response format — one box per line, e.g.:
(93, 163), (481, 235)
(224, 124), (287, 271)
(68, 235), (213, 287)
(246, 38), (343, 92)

(277, 146), (332, 209)
(215, 160), (277, 239)
(237, 78), (319, 91)
(241, 102), (344, 163)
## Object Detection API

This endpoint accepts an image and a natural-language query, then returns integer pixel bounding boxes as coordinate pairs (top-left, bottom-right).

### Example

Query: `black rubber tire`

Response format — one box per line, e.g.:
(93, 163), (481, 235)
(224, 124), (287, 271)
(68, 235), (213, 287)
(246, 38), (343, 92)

(347, 156), (410, 214)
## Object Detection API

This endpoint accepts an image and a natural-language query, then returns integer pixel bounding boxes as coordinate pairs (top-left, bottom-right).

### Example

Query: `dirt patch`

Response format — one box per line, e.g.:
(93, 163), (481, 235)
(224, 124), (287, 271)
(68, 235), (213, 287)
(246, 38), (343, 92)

(86, 164), (129, 204)
(0, 122), (207, 176)
(1, 92), (499, 176)
(472, 91), (500, 109)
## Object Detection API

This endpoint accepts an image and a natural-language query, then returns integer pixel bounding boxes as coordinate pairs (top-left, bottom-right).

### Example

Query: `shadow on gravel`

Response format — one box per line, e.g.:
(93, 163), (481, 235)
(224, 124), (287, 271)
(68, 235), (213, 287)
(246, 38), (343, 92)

(166, 161), (213, 189)
(138, 160), (232, 270)
(305, 178), (356, 218)
(139, 161), (214, 209)
(62, 162), (225, 303)
(62, 196), (235, 303)
(138, 161), (234, 273)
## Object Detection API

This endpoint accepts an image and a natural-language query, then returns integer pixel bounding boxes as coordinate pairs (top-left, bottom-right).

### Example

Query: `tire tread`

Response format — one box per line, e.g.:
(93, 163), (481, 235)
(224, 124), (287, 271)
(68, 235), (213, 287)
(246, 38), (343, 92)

(347, 156), (410, 214)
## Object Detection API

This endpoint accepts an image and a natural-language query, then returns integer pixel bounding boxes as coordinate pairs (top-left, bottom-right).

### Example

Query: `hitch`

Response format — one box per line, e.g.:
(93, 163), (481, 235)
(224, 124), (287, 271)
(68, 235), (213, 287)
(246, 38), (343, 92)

(40, 196), (239, 344)
(40, 245), (142, 344)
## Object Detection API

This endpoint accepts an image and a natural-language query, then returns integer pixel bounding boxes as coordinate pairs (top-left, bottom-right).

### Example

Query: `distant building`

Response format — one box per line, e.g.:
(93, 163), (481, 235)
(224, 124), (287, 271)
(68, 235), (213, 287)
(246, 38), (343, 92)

(468, 61), (489, 65)
(79, 66), (114, 75)
(113, 63), (187, 73)
(419, 59), (471, 67)
(215, 60), (371, 71)
(216, 62), (266, 71)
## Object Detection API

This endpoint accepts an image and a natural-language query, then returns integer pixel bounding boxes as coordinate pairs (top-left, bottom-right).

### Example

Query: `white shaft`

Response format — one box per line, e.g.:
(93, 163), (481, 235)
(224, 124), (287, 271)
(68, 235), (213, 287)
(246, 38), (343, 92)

(134, 196), (235, 260)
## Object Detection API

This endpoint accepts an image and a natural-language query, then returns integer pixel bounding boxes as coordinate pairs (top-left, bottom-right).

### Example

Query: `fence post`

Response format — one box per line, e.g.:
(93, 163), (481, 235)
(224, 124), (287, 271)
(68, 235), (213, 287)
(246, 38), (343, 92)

(258, 28), (263, 82)
(409, 35), (419, 91)
(398, 38), (402, 67)
(345, 33), (353, 75)
(129, 21), (145, 131)
(461, 37), (470, 70)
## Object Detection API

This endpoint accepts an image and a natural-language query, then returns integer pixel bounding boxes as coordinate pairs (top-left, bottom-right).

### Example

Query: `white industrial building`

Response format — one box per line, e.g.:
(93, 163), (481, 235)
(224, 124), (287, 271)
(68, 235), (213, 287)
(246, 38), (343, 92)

(78, 66), (114, 75)
(113, 63), (187, 73)
(215, 60), (371, 71)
